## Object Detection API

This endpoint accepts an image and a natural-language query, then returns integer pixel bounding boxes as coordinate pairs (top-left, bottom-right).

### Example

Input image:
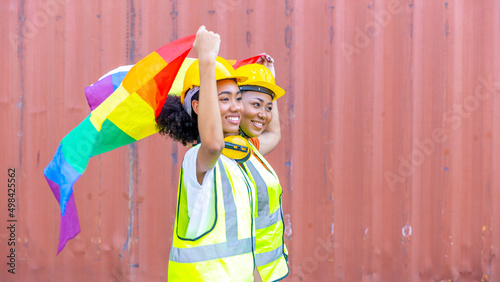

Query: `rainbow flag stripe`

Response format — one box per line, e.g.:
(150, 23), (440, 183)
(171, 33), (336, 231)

(85, 65), (134, 111)
(43, 34), (195, 253)
(230, 53), (263, 69)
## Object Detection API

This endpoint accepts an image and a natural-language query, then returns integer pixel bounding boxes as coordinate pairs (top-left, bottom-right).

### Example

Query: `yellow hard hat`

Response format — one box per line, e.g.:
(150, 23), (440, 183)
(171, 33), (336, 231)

(181, 57), (248, 104)
(235, 64), (285, 101)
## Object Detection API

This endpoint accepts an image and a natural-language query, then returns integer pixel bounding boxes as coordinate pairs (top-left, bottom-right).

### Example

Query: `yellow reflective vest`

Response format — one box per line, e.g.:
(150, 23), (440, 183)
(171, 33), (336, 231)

(244, 143), (289, 281)
(168, 157), (256, 281)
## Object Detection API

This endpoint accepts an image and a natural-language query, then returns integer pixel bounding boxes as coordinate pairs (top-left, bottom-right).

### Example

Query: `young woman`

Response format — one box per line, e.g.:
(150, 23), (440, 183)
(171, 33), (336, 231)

(156, 26), (256, 281)
(235, 59), (289, 281)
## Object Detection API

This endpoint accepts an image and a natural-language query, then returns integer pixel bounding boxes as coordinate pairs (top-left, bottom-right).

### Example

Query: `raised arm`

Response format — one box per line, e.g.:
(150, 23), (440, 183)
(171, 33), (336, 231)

(192, 26), (225, 181)
(258, 100), (281, 156)
(256, 55), (282, 156)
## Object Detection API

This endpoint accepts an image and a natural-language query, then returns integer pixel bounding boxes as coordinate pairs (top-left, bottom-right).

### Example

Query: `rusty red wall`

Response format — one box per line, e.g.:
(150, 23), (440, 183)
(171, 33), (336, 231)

(1, 0), (499, 281)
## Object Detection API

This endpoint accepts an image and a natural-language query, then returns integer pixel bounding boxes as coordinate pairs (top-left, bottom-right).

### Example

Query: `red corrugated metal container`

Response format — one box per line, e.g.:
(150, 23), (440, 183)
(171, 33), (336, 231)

(1, 0), (499, 281)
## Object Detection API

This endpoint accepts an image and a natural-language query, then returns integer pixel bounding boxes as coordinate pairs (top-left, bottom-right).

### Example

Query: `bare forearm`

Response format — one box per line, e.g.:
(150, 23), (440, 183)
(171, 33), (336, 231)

(258, 100), (281, 156)
(192, 26), (223, 176)
(256, 54), (281, 155)
(198, 58), (224, 153)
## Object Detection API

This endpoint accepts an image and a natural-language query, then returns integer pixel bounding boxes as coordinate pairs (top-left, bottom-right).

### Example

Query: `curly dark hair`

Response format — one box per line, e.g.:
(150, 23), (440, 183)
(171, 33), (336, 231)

(156, 94), (199, 146)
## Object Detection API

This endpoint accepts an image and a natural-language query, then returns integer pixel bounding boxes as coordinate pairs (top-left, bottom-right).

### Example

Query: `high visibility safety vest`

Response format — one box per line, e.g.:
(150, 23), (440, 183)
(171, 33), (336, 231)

(244, 143), (289, 281)
(168, 158), (256, 281)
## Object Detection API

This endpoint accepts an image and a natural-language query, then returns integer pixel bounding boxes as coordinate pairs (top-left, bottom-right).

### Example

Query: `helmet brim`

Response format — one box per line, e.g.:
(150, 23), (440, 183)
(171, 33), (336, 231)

(240, 80), (285, 101)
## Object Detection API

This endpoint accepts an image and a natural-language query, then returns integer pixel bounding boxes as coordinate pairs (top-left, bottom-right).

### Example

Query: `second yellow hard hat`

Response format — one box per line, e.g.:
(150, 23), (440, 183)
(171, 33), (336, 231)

(235, 64), (285, 101)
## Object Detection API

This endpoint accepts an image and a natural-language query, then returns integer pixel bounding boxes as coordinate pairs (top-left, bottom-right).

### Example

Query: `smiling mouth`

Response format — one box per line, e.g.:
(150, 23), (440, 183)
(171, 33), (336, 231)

(251, 121), (264, 129)
(226, 116), (240, 124)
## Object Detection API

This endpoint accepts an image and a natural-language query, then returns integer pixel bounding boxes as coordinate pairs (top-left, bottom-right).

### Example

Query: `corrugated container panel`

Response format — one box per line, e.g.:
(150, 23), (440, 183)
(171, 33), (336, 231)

(1, 0), (499, 281)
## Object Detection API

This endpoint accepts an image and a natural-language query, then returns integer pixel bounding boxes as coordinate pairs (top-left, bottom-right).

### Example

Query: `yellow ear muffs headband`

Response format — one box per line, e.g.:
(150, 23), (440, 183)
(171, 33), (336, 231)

(222, 135), (251, 163)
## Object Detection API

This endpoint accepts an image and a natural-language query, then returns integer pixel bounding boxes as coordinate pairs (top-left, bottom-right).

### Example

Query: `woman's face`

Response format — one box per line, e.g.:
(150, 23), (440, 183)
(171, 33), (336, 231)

(240, 91), (273, 137)
(217, 79), (243, 136)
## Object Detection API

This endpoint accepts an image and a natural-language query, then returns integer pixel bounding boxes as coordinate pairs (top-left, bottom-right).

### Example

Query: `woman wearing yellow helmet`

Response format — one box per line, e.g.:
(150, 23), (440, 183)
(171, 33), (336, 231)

(156, 26), (257, 281)
(235, 58), (290, 281)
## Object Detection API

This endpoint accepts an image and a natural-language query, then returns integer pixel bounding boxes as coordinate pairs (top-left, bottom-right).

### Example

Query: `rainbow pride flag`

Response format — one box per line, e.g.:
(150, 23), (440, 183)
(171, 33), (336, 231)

(229, 53), (264, 69)
(43, 34), (195, 253)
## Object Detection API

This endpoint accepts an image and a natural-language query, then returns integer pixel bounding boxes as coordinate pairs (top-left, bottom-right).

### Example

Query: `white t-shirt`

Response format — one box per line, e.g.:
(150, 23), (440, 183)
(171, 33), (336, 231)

(181, 145), (252, 238)
(182, 145), (216, 238)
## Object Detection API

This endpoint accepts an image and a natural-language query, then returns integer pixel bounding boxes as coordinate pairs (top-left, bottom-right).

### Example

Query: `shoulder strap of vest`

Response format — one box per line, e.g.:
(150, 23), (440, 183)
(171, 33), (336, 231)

(248, 142), (277, 176)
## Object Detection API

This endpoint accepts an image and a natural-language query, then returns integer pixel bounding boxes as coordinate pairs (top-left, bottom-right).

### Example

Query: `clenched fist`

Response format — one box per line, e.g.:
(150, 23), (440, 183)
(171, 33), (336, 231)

(193, 25), (221, 62)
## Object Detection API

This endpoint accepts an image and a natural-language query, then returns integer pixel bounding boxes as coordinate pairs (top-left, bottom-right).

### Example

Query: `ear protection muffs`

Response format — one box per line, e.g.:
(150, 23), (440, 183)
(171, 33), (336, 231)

(222, 135), (251, 163)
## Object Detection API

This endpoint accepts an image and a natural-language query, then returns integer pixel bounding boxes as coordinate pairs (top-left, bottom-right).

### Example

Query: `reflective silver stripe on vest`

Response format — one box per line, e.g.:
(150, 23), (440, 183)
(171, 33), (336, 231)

(255, 207), (282, 229)
(247, 161), (282, 230)
(170, 159), (251, 263)
(170, 238), (254, 263)
(255, 245), (284, 267)
(218, 159), (239, 244)
(246, 161), (270, 216)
